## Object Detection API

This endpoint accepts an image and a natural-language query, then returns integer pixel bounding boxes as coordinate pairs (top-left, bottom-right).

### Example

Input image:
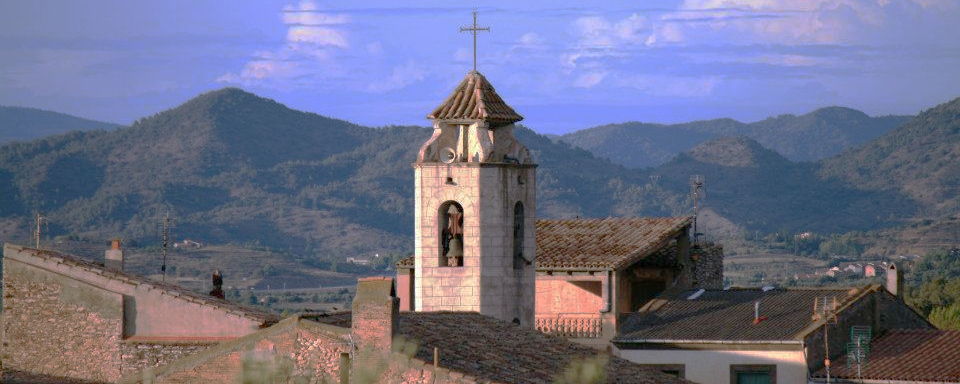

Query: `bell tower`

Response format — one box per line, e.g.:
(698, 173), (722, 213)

(412, 71), (536, 327)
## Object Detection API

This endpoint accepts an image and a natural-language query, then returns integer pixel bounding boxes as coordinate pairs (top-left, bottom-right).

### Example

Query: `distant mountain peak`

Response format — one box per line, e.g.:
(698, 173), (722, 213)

(687, 136), (786, 168)
(808, 106), (869, 118)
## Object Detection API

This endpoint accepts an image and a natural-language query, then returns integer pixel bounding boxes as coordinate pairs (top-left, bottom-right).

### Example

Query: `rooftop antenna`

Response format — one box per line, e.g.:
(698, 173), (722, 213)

(158, 213), (176, 282)
(690, 175), (705, 243)
(459, 10), (489, 72)
(33, 212), (48, 249)
(814, 296), (839, 384)
(846, 326), (872, 382)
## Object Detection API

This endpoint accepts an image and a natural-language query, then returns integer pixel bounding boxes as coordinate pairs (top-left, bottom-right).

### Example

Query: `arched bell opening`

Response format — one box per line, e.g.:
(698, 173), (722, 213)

(439, 201), (465, 267)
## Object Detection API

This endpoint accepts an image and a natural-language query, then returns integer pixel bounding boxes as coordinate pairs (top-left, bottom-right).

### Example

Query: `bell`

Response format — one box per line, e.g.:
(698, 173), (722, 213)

(447, 237), (464, 266)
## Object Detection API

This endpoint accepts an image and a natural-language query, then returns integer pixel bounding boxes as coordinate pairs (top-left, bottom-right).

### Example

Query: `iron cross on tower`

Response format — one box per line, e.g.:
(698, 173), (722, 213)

(460, 10), (490, 72)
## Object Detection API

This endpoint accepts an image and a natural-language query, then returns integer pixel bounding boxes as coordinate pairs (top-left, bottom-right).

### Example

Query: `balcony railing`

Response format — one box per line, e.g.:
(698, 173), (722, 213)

(535, 314), (602, 338)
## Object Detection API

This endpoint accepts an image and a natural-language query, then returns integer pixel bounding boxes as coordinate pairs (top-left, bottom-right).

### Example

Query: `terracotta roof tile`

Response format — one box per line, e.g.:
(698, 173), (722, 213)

(9, 245), (277, 325)
(396, 217), (691, 271)
(535, 217), (691, 270)
(814, 329), (960, 382)
(615, 287), (869, 343)
(309, 311), (689, 384)
(428, 71), (523, 126)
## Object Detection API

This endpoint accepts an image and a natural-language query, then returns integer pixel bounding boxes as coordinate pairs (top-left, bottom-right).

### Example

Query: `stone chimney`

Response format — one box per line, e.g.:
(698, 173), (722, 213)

(105, 238), (124, 272)
(351, 277), (399, 351)
(210, 270), (225, 299)
(886, 263), (903, 297)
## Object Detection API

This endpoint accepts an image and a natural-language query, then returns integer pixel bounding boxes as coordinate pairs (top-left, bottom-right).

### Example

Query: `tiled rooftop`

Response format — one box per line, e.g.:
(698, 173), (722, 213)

(309, 311), (689, 384)
(615, 286), (878, 343)
(536, 217), (691, 270)
(397, 217), (691, 271)
(427, 71), (523, 126)
(7, 245), (277, 325)
(814, 329), (960, 382)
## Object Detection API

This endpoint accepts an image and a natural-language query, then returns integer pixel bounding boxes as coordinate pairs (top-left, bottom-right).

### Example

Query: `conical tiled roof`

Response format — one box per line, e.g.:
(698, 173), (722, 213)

(428, 71), (523, 126)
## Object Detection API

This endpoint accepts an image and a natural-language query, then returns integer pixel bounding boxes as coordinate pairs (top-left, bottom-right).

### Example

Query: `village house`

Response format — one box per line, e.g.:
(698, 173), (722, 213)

(610, 269), (932, 384)
(1, 242), (278, 383)
(810, 329), (960, 383)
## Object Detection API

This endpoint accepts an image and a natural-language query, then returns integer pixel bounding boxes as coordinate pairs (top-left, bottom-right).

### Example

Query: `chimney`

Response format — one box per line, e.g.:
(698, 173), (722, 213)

(351, 277), (399, 351)
(886, 263), (903, 297)
(209, 270), (225, 299)
(105, 238), (124, 272)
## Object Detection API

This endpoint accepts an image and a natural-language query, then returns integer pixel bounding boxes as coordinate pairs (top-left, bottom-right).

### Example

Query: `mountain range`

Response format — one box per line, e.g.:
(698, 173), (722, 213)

(560, 107), (911, 168)
(0, 106), (119, 144)
(1, 88), (958, 260)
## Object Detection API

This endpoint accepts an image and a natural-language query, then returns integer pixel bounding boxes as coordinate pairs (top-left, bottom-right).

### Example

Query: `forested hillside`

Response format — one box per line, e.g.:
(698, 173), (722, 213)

(2, 89), (958, 261)
(560, 107), (910, 168)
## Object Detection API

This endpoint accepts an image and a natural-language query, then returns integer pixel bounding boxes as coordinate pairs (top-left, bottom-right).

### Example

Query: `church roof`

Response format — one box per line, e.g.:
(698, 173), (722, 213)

(535, 217), (692, 270)
(395, 217), (692, 271)
(427, 71), (523, 126)
(309, 311), (689, 384)
(4, 244), (277, 325)
(812, 329), (960, 382)
(614, 285), (881, 344)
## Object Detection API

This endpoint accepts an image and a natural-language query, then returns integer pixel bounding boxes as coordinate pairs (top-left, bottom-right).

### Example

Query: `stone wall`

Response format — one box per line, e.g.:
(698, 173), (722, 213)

(120, 342), (214, 375)
(2, 258), (124, 382)
(691, 243), (724, 290)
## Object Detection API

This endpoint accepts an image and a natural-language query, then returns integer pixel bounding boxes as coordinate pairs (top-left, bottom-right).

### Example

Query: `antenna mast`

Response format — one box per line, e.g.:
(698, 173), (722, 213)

(690, 175), (705, 243)
(33, 212), (48, 249)
(814, 296), (839, 384)
(159, 213), (175, 282)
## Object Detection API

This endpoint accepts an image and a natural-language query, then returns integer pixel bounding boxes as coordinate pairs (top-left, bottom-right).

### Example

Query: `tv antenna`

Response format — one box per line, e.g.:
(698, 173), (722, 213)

(690, 175), (705, 243)
(846, 326), (872, 381)
(814, 296), (839, 384)
(158, 213), (176, 282)
(33, 212), (48, 249)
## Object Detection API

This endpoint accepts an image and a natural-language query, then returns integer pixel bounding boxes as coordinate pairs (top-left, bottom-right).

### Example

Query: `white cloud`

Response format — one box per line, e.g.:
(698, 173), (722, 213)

(573, 71), (607, 88)
(367, 61), (427, 93)
(282, 12), (348, 26)
(218, 0), (351, 87)
(518, 32), (544, 47)
(286, 26), (347, 47)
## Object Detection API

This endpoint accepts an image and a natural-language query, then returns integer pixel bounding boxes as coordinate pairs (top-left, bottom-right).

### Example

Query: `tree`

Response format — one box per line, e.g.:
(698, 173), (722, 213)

(929, 303), (960, 330)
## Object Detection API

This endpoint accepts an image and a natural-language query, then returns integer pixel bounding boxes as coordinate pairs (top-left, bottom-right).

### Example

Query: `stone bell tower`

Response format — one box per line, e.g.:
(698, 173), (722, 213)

(413, 71), (536, 327)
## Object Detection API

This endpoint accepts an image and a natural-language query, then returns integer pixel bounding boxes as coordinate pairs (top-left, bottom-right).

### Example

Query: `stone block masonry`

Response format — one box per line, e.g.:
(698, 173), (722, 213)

(413, 162), (537, 327)
(691, 243), (724, 290)
(120, 342), (216, 375)
(2, 258), (124, 382)
(2, 244), (276, 383)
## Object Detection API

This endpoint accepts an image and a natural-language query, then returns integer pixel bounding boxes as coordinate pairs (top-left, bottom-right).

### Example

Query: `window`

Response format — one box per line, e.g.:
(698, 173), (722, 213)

(638, 364), (685, 378)
(513, 201), (525, 269)
(730, 365), (776, 384)
(439, 201), (464, 267)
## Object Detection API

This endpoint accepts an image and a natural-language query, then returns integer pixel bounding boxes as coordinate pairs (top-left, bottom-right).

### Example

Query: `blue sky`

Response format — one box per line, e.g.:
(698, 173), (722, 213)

(2, 0), (959, 134)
